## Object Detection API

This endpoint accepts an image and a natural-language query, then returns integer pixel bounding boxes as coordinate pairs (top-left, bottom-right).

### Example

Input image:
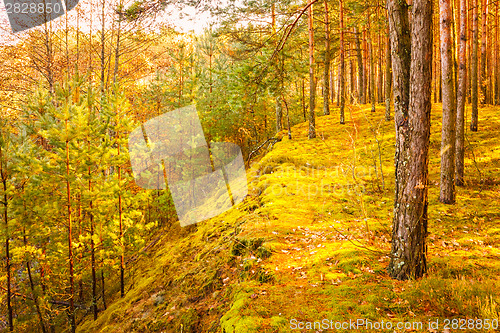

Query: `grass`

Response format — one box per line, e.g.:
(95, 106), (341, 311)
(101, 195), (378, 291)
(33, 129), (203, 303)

(77, 103), (500, 333)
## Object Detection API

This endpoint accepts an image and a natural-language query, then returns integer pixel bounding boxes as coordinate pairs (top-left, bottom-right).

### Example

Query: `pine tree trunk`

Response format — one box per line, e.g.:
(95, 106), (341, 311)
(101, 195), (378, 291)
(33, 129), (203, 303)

(391, 0), (432, 280)
(118, 143), (125, 298)
(368, 15), (376, 112)
(480, 0), (488, 104)
(439, 0), (457, 204)
(24, 230), (47, 333)
(355, 27), (365, 104)
(308, 0), (316, 138)
(496, 1), (499, 104)
(65, 119), (76, 333)
(275, 97), (283, 132)
(89, 164), (98, 320)
(471, 0), (479, 131)
(456, 0), (467, 186)
(385, 39), (392, 121)
(378, 34), (384, 104)
(323, 0), (331, 116)
(387, 0), (430, 280)
(339, 0), (346, 124)
(1, 147), (13, 332)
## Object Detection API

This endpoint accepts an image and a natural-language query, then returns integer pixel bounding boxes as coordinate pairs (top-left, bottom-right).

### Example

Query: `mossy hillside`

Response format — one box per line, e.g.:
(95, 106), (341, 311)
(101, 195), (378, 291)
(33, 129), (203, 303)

(79, 103), (500, 332)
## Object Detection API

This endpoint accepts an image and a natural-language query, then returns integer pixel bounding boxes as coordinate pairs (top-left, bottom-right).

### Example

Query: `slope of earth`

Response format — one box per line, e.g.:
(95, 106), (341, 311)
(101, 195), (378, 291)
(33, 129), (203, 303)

(77, 104), (500, 333)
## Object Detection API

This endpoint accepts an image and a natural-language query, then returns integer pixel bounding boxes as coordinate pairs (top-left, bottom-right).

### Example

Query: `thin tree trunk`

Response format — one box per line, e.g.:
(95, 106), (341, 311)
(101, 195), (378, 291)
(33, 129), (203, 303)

(439, 0), (457, 204)
(496, 0), (499, 104)
(368, 15), (376, 112)
(385, 38), (392, 121)
(323, 0), (331, 115)
(272, 4), (283, 131)
(65, 119), (76, 333)
(480, 0), (488, 104)
(378, 33), (384, 104)
(339, 0), (346, 124)
(0, 147), (13, 332)
(113, 1), (123, 84)
(118, 142), (125, 298)
(456, 0), (467, 186)
(355, 27), (365, 104)
(471, 0), (479, 131)
(366, 14), (376, 112)
(308, 0), (316, 139)
(100, 0), (106, 93)
(24, 229), (47, 333)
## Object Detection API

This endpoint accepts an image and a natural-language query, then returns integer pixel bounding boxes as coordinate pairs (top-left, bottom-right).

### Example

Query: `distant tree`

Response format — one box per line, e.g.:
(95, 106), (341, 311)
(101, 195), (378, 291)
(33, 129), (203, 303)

(471, 0), (479, 131)
(385, 38), (392, 121)
(456, 0), (467, 186)
(339, 0), (346, 124)
(439, 0), (457, 204)
(308, 0), (317, 139)
(323, 0), (331, 116)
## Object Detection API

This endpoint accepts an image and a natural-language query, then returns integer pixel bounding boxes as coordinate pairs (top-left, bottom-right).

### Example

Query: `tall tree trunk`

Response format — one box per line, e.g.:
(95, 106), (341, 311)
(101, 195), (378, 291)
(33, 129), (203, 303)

(385, 38), (392, 121)
(118, 142), (125, 298)
(272, 4), (283, 131)
(387, 0), (429, 280)
(471, 0), (479, 131)
(113, 1), (123, 84)
(480, 0), (488, 104)
(100, 0), (106, 93)
(339, 0), (346, 124)
(368, 15), (376, 112)
(323, 0), (331, 115)
(496, 0), (499, 104)
(275, 98), (283, 132)
(0, 147), (13, 332)
(65, 119), (76, 333)
(378, 33), (384, 103)
(392, 0), (432, 280)
(308, 0), (316, 138)
(439, 0), (457, 204)
(355, 27), (365, 104)
(456, 0), (467, 186)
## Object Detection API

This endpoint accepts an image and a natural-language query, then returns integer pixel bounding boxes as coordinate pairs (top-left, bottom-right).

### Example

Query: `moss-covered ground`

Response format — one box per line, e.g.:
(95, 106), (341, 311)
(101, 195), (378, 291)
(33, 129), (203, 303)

(78, 103), (500, 333)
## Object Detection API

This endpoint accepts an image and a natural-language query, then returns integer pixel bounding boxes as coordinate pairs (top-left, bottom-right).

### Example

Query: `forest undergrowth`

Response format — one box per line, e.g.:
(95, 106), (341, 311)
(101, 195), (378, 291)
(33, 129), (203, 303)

(78, 103), (500, 333)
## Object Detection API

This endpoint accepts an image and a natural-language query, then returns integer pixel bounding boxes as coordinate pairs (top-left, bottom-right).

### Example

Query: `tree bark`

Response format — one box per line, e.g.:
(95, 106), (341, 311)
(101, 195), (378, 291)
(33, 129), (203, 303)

(480, 0), (488, 104)
(471, 0), (479, 131)
(439, 0), (457, 204)
(355, 27), (365, 104)
(24, 230), (47, 333)
(385, 38), (392, 121)
(456, 0), (467, 186)
(65, 119), (76, 333)
(323, 0), (331, 115)
(387, 0), (431, 280)
(378, 33), (384, 103)
(339, 0), (346, 124)
(308, 0), (316, 138)
(0, 146), (13, 331)
(368, 14), (376, 112)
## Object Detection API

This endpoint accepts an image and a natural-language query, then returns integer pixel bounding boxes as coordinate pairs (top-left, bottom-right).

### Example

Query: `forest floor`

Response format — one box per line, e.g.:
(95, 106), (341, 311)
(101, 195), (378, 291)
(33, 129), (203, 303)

(78, 103), (500, 333)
